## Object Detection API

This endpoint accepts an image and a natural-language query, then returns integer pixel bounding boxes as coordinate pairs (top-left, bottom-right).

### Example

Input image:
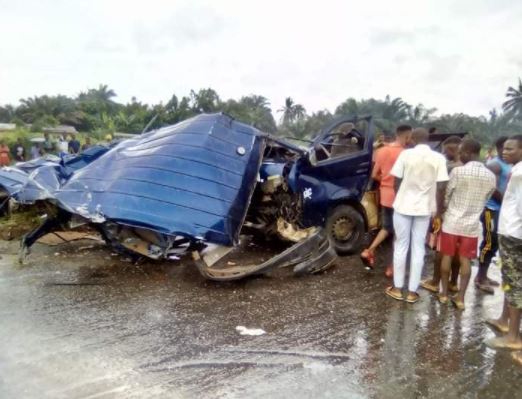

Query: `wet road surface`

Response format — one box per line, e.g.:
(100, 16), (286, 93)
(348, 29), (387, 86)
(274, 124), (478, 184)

(0, 239), (521, 398)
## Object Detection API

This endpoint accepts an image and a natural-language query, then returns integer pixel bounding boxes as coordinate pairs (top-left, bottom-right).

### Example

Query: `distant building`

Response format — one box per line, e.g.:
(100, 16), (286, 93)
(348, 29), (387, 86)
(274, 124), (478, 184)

(0, 123), (16, 132)
(113, 132), (136, 138)
(42, 125), (78, 135)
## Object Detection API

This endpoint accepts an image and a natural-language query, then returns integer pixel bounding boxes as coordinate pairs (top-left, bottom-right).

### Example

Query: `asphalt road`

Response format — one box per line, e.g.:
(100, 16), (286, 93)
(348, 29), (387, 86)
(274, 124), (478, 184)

(0, 239), (520, 399)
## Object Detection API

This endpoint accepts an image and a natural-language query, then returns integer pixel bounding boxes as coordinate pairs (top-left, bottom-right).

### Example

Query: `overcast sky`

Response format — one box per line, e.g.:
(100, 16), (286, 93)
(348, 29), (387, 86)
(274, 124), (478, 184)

(1, 0), (521, 118)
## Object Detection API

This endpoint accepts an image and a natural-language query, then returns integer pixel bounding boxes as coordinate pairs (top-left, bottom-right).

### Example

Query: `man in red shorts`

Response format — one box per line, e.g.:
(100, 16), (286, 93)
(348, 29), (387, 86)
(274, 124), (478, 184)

(420, 136), (463, 293)
(438, 139), (496, 309)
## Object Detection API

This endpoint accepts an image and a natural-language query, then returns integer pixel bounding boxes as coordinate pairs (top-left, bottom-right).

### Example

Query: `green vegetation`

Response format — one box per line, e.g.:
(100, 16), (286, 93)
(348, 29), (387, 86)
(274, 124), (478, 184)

(1, 80), (521, 145)
(0, 207), (42, 240)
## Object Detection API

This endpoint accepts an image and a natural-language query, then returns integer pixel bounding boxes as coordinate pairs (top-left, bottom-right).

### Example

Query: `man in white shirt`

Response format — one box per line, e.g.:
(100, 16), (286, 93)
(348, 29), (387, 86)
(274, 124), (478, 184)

(438, 139), (496, 310)
(385, 128), (449, 303)
(58, 135), (69, 154)
(485, 135), (522, 366)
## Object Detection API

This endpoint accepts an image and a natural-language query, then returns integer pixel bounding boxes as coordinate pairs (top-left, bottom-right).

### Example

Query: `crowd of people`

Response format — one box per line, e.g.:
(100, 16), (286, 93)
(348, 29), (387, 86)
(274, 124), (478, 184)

(362, 126), (522, 367)
(0, 132), (93, 166)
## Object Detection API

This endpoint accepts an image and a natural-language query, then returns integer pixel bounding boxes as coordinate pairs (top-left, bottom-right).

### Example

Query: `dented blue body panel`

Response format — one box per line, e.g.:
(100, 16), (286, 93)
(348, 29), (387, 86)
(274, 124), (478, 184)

(56, 114), (265, 245)
(0, 114), (265, 246)
(0, 146), (110, 196)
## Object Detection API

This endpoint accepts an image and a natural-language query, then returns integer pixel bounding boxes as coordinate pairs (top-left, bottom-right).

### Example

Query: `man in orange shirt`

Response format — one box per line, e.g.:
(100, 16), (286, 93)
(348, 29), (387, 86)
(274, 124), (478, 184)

(361, 125), (412, 273)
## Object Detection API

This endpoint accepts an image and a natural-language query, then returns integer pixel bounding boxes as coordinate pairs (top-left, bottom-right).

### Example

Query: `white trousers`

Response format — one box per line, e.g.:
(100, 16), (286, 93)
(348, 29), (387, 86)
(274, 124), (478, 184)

(393, 212), (431, 292)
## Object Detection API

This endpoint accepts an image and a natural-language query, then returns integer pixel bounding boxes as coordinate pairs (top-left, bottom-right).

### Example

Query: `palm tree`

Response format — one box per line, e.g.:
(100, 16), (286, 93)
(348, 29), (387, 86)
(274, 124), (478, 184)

(502, 78), (522, 120)
(87, 84), (116, 102)
(0, 104), (15, 122)
(190, 88), (221, 113)
(382, 95), (409, 122)
(278, 97), (306, 125)
(78, 84), (117, 113)
(335, 98), (359, 117)
(407, 104), (437, 126)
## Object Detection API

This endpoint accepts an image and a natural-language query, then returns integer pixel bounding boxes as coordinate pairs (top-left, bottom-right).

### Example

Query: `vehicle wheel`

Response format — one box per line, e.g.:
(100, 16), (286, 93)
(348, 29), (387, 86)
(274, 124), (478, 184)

(326, 204), (365, 255)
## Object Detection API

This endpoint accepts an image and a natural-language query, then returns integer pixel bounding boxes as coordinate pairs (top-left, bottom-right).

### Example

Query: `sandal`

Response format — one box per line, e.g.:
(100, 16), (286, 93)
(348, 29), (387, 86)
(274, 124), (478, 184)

(405, 292), (420, 304)
(360, 249), (375, 269)
(451, 297), (465, 310)
(420, 279), (439, 293)
(385, 286), (403, 301)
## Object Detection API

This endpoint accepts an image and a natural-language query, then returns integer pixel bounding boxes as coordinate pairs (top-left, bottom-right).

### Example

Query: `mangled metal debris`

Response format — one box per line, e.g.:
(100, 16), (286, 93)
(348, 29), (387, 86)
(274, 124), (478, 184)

(0, 113), (377, 281)
(193, 229), (336, 281)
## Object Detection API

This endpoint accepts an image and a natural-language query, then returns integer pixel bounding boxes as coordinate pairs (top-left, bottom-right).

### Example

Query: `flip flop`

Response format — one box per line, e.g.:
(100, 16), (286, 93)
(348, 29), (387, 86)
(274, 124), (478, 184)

(486, 277), (500, 287)
(485, 319), (509, 334)
(437, 294), (449, 304)
(420, 279), (439, 293)
(385, 286), (403, 301)
(405, 292), (420, 304)
(449, 283), (459, 293)
(451, 297), (465, 310)
(512, 352), (522, 366)
(475, 281), (494, 295)
(485, 337), (522, 350)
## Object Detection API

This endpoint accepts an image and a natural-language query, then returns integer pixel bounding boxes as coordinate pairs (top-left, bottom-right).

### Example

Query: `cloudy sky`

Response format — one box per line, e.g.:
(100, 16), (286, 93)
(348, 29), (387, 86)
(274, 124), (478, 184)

(0, 0), (521, 117)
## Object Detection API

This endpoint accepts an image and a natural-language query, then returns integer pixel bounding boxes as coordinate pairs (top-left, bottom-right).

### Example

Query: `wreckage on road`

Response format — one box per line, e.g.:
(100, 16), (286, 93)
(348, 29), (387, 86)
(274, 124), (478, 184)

(0, 113), (375, 280)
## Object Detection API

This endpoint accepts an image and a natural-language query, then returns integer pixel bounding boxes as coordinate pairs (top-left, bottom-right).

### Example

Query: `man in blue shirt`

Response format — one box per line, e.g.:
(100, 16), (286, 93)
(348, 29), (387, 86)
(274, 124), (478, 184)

(68, 134), (81, 155)
(476, 136), (512, 293)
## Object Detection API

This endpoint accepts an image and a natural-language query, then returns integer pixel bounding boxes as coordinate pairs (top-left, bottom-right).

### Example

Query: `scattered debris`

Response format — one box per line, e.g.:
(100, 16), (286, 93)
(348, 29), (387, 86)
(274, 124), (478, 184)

(37, 231), (103, 246)
(78, 245), (96, 251)
(235, 326), (266, 336)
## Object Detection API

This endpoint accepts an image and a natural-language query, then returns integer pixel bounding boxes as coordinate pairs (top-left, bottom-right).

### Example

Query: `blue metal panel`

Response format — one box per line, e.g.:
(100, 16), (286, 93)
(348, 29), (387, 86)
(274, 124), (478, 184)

(54, 114), (265, 246)
(0, 167), (29, 195)
(0, 146), (110, 200)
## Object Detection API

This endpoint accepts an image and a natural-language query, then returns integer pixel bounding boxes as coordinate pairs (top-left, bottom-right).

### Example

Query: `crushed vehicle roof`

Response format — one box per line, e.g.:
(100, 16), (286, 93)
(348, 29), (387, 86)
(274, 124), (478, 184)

(0, 114), (266, 247)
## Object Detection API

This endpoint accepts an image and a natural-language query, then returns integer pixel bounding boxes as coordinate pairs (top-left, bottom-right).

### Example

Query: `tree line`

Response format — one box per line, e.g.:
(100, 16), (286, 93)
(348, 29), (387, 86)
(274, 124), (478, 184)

(1, 79), (521, 143)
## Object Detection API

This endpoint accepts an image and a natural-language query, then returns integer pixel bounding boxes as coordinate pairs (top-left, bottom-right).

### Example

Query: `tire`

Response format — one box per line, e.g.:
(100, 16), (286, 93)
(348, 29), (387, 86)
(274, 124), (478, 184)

(326, 204), (365, 255)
